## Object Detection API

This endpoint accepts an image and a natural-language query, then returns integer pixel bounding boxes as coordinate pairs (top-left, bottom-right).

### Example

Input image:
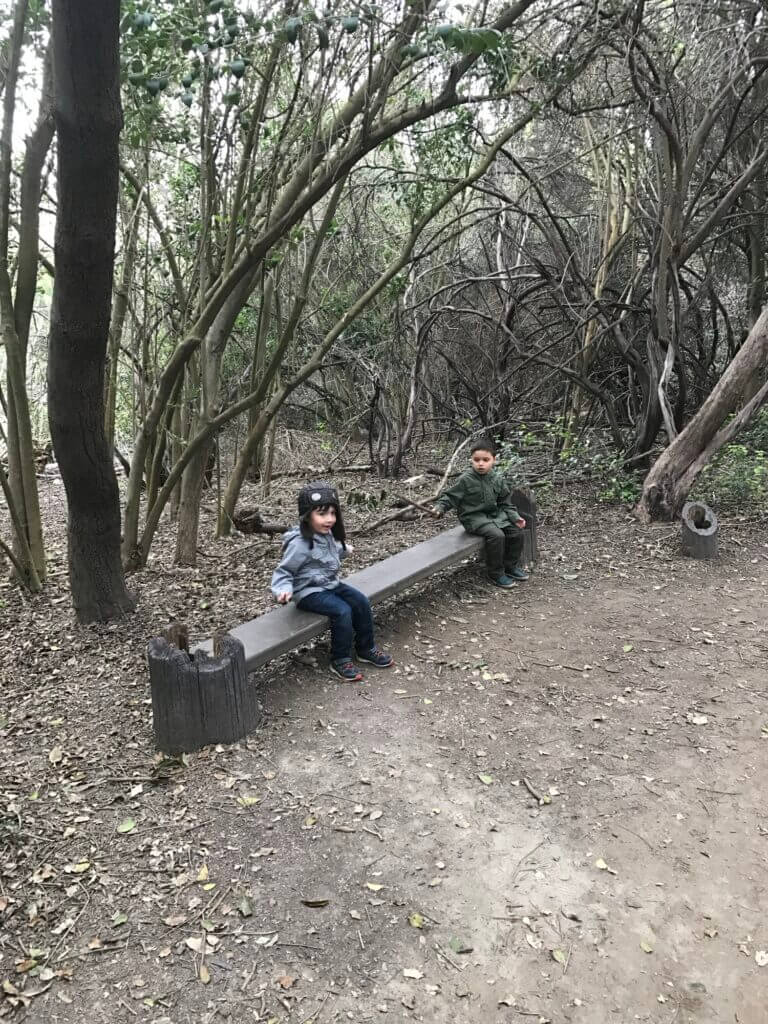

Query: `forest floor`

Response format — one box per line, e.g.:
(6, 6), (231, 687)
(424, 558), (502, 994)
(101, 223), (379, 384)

(1, 439), (767, 1024)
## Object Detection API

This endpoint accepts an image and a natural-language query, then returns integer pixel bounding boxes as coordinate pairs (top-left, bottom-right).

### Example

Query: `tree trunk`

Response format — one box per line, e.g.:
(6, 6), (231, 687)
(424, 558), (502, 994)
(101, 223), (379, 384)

(48, 0), (135, 621)
(174, 439), (213, 566)
(636, 306), (768, 521)
(0, 0), (46, 587)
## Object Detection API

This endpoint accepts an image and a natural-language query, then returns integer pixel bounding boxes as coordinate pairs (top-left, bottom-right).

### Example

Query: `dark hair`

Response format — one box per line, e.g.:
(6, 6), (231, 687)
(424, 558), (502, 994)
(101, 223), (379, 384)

(296, 481), (346, 549)
(471, 438), (497, 457)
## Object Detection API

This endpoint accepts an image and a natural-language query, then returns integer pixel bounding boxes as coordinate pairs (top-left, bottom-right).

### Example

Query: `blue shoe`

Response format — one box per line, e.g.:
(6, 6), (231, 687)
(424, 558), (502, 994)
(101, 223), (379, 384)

(489, 574), (516, 588)
(356, 646), (393, 668)
(507, 567), (529, 581)
(330, 659), (363, 681)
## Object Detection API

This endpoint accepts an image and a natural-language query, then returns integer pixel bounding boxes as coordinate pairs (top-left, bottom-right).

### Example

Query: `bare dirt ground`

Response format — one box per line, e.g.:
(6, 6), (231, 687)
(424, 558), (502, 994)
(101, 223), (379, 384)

(1, 467), (767, 1024)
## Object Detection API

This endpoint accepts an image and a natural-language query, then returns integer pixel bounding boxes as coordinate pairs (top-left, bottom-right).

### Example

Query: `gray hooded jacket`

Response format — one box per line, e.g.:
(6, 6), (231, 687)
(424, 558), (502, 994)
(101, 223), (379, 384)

(270, 527), (348, 604)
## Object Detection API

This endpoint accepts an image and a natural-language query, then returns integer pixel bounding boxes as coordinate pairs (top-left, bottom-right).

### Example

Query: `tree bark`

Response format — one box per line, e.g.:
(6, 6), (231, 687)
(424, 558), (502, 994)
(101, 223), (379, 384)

(48, 0), (135, 621)
(0, 0), (46, 587)
(636, 306), (768, 521)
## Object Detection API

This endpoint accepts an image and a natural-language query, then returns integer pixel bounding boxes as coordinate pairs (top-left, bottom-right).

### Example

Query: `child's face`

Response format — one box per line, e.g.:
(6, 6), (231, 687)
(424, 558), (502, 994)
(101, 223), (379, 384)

(471, 448), (496, 474)
(309, 505), (337, 533)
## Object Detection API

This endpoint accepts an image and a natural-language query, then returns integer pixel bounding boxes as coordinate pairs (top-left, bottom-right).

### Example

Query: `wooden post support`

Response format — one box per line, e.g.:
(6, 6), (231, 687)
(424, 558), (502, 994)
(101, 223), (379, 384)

(511, 488), (539, 566)
(681, 501), (719, 559)
(148, 630), (261, 754)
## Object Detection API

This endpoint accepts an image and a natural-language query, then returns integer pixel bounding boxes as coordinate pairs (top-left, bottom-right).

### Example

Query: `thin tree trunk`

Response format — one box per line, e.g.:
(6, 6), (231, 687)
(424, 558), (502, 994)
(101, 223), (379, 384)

(106, 191), (142, 448)
(0, 0), (46, 586)
(48, 0), (134, 620)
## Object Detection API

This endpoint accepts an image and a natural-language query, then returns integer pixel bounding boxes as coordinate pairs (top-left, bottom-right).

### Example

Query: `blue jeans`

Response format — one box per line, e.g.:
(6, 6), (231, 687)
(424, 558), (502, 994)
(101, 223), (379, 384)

(297, 583), (375, 662)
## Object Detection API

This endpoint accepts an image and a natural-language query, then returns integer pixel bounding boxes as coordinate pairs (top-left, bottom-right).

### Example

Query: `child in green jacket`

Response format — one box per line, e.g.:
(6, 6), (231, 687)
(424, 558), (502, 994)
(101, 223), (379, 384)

(432, 439), (528, 588)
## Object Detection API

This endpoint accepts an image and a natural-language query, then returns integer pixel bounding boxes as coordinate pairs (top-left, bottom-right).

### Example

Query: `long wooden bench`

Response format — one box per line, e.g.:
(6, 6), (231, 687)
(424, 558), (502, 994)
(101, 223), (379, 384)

(151, 493), (537, 752)
(193, 526), (483, 671)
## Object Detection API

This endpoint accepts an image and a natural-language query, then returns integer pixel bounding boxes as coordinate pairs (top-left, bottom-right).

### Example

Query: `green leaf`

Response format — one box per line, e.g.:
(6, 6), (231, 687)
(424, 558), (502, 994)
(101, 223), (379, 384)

(238, 896), (253, 918)
(282, 17), (302, 43)
(111, 911), (128, 927)
(449, 936), (473, 954)
(341, 15), (359, 33)
(552, 948), (567, 964)
(117, 817), (137, 834)
(408, 912), (424, 929)
(477, 773), (493, 786)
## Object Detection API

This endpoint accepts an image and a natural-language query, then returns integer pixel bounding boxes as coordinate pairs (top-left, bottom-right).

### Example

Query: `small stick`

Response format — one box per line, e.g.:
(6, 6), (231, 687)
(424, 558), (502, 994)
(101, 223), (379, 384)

(391, 493), (439, 515)
(614, 823), (654, 851)
(521, 777), (546, 803)
(241, 959), (259, 992)
(434, 942), (463, 971)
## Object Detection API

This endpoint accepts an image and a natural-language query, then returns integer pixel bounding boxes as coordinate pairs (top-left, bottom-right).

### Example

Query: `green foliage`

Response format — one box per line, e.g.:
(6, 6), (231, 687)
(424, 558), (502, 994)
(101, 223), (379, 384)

(596, 463), (641, 505)
(496, 422), (642, 505)
(693, 441), (768, 512)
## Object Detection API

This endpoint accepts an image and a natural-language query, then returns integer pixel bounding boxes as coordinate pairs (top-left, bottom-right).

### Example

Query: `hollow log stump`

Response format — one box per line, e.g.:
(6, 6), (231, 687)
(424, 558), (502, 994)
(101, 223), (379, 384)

(510, 488), (539, 566)
(681, 501), (719, 559)
(148, 632), (261, 753)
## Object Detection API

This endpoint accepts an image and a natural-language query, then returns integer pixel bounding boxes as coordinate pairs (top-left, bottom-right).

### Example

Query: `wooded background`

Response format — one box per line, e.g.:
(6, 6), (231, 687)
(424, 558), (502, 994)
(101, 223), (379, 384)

(2, 0), (768, 620)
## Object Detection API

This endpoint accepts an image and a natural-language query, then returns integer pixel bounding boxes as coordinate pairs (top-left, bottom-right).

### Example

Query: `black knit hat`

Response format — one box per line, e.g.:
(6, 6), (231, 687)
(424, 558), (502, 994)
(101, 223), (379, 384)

(298, 481), (339, 517)
(297, 481), (346, 548)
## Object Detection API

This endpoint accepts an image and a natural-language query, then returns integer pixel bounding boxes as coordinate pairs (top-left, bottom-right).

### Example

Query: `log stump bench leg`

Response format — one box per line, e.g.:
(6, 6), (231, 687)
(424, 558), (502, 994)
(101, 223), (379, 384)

(511, 488), (539, 567)
(148, 631), (261, 754)
(681, 501), (719, 559)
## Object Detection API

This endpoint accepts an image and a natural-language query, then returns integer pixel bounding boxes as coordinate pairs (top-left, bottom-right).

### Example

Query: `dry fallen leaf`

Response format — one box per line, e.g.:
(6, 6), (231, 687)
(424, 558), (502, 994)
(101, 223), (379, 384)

(403, 968), (424, 980)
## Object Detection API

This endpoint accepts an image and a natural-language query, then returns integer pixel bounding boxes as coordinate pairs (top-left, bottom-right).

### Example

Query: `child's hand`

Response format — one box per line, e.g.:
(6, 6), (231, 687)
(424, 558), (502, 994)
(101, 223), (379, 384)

(276, 591), (292, 605)
(346, 542), (355, 553)
(516, 517), (526, 529)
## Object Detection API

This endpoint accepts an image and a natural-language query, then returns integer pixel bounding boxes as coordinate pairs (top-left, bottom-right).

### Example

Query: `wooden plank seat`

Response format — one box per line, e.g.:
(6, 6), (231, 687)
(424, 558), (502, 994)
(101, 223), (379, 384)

(194, 526), (484, 672)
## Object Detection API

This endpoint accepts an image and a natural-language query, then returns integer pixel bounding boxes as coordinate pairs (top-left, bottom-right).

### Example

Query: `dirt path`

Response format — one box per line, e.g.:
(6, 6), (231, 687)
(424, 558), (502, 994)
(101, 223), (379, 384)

(2, 515), (767, 1024)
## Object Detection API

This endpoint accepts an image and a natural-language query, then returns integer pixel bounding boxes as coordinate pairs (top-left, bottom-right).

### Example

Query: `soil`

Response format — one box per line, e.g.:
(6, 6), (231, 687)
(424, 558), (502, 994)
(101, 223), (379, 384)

(1, 453), (767, 1024)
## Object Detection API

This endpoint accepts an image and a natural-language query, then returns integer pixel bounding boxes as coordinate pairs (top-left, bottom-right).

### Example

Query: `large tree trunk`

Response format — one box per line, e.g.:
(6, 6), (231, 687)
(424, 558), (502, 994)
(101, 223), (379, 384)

(635, 306), (768, 522)
(48, 0), (135, 622)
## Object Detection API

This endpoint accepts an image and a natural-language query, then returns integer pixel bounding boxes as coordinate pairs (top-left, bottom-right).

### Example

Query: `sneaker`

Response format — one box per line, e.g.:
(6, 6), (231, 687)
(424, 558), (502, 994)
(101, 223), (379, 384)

(489, 574), (516, 588)
(356, 646), (393, 668)
(507, 567), (529, 581)
(330, 659), (364, 682)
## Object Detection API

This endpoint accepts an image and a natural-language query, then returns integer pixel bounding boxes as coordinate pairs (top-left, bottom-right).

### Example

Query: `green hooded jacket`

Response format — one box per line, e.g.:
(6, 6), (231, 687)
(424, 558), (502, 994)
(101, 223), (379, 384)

(434, 468), (520, 532)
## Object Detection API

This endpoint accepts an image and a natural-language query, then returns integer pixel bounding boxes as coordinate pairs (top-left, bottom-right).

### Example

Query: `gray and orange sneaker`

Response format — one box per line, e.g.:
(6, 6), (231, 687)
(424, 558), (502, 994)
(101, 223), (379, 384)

(356, 646), (393, 668)
(330, 659), (364, 682)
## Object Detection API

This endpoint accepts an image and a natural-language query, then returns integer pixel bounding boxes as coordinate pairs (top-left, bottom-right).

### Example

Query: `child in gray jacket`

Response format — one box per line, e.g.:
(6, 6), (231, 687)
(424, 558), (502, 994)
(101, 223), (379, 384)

(271, 482), (393, 682)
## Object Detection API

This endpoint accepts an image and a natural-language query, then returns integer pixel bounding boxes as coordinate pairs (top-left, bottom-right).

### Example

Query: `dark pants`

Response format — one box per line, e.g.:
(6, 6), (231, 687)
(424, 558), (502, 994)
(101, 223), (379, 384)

(297, 583), (375, 662)
(471, 522), (524, 579)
